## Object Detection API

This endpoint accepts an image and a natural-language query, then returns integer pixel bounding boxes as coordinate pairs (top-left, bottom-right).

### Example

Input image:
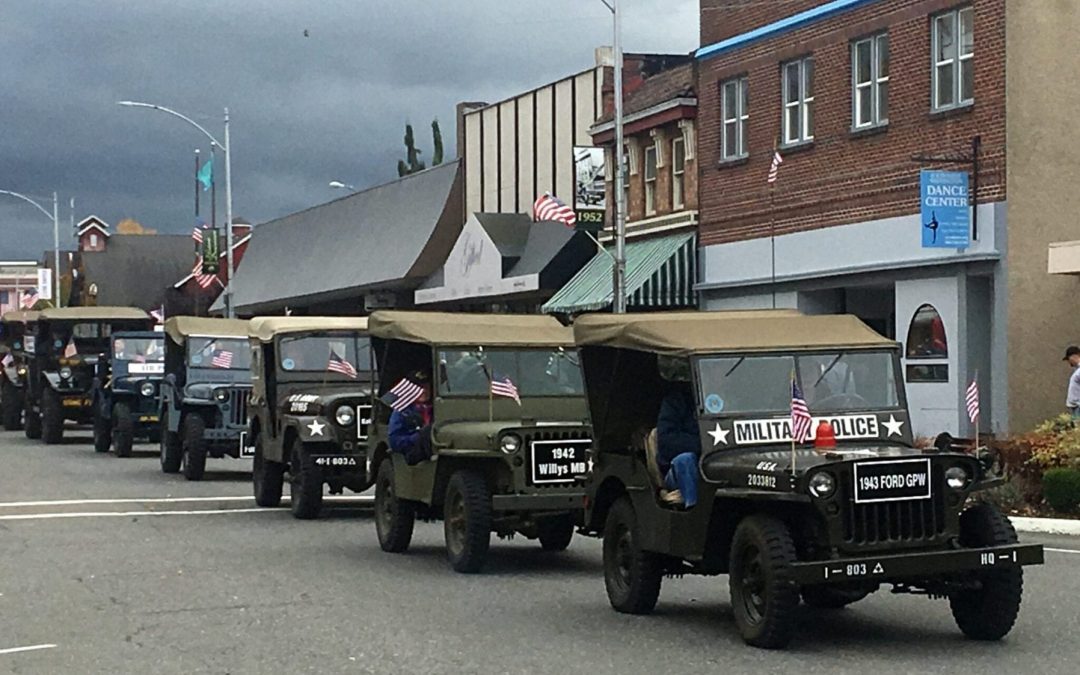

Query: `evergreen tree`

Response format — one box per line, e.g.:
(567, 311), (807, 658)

(431, 120), (444, 167)
(397, 124), (425, 177)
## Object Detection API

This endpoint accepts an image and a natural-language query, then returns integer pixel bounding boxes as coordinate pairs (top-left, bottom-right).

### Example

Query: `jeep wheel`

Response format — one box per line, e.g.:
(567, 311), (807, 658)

(443, 470), (492, 573)
(289, 440), (323, 519)
(181, 414), (207, 481)
(536, 514), (575, 552)
(2, 381), (22, 431)
(375, 459), (415, 553)
(23, 403), (41, 440)
(252, 434), (283, 507)
(949, 503), (1024, 641)
(41, 389), (64, 444)
(159, 411), (182, 473)
(603, 497), (662, 614)
(112, 402), (134, 458)
(729, 515), (800, 649)
(93, 406), (112, 453)
(801, 585), (873, 609)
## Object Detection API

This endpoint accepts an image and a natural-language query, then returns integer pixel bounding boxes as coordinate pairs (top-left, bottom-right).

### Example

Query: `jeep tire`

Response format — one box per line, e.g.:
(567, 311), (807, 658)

(536, 514), (575, 552)
(949, 503), (1024, 641)
(289, 440), (323, 519)
(112, 401), (134, 458)
(181, 413), (207, 481)
(2, 380), (22, 431)
(603, 497), (662, 614)
(41, 389), (64, 444)
(443, 469), (492, 573)
(729, 515), (800, 649)
(93, 404), (112, 453)
(375, 459), (415, 553)
(252, 433), (283, 507)
(159, 411), (182, 473)
(23, 401), (41, 440)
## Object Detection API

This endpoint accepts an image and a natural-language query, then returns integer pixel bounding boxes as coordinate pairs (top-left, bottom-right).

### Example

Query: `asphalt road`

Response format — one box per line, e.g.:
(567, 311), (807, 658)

(1, 428), (1079, 675)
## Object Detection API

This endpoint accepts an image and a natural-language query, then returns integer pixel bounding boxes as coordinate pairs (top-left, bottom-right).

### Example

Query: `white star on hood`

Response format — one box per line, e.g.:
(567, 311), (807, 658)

(307, 419), (326, 437)
(883, 415), (904, 437)
(707, 423), (730, 446)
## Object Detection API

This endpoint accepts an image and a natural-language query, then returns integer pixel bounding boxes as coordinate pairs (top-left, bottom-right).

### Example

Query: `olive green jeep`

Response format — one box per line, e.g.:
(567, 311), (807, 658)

(0, 310), (38, 431)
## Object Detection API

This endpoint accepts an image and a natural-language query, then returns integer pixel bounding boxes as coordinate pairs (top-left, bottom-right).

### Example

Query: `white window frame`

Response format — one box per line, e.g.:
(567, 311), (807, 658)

(672, 137), (686, 210)
(782, 57), (814, 145)
(932, 6), (974, 112)
(721, 76), (749, 160)
(644, 145), (657, 215)
(89, 233), (99, 248)
(852, 33), (889, 129)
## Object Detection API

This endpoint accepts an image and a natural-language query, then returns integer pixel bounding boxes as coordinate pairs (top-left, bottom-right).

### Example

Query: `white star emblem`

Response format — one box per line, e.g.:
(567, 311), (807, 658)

(707, 423), (730, 446)
(307, 419), (325, 437)
(882, 415), (904, 437)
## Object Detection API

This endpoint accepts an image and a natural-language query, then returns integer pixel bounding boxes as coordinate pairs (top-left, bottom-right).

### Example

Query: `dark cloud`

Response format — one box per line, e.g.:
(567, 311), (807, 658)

(0, 0), (697, 259)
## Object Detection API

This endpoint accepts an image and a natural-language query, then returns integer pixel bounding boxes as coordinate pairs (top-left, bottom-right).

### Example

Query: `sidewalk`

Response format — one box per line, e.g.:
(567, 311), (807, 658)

(1011, 516), (1080, 536)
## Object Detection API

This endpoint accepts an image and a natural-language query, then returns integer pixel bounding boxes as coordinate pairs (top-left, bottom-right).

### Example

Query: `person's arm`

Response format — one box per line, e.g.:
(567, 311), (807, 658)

(388, 410), (419, 450)
(1068, 370), (1080, 408)
(657, 394), (700, 458)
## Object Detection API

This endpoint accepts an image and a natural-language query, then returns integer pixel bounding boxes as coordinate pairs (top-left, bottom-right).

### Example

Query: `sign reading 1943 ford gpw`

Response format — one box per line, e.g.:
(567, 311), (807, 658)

(573, 310), (1043, 649)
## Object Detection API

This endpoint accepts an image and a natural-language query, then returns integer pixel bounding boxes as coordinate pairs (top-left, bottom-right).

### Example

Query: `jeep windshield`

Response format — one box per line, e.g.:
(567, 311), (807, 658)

(47, 322), (111, 356)
(113, 337), (164, 363)
(188, 337), (251, 370)
(696, 350), (901, 415)
(279, 335), (370, 373)
(437, 348), (584, 397)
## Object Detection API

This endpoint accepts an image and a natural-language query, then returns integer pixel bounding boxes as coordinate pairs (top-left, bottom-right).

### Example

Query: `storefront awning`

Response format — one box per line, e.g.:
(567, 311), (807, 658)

(542, 231), (696, 314)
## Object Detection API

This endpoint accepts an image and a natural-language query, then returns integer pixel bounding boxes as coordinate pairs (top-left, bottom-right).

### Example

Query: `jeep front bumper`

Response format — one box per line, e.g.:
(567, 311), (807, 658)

(793, 543), (1044, 585)
(492, 491), (585, 512)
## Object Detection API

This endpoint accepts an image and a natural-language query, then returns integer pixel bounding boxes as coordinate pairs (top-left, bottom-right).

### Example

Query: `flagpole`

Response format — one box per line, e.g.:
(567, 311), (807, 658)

(790, 370), (797, 475)
(973, 370), (979, 451)
(210, 145), (217, 230)
(195, 149), (201, 219)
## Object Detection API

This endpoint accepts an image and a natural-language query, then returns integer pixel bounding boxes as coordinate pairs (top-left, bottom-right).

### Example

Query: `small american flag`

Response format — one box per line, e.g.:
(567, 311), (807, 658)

(790, 380), (813, 443)
(327, 350), (358, 379)
(193, 220), (208, 245)
(211, 350), (234, 368)
(2, 353), (14, 367)
(381, 377), (424, 412)
(150, 306), (165, 324)
(20, 288), (38, 309)
(490, 372), (521, 405)
(767, 150), (783, 184)
(965, 378), (980, 424)
(64, 339), (77, 358)
(532, 193), (577, 228)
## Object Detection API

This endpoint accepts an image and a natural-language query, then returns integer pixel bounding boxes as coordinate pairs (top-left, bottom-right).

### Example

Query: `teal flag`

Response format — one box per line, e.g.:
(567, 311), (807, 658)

(197, 157), (214, 192)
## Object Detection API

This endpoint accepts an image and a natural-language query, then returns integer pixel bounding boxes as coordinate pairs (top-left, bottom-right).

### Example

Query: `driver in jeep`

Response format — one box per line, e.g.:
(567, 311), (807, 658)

(388, 371), (434, 465)
(654, 356), (701, 509)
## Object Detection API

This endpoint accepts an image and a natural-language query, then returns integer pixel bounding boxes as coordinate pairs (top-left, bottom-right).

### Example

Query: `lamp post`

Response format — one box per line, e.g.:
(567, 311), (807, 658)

(117, 101), (236, 318)
(599, 0), (627, 313)
(328, 180), (356, 191)
(0, 189), (61, 306)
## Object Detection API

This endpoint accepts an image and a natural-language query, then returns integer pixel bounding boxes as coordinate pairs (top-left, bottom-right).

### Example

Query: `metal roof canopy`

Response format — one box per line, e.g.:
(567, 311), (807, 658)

(165, 316), (251, 344)
(369, 310), (574, 347)
(38, 306), (151, 322)
(1, 310), (40, 324)
(248, 316), (369, 342)
(573, 310), (896, 357)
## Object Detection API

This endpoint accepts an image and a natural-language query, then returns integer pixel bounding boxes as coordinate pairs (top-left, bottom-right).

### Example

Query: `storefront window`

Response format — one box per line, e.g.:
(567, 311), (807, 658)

(905, 304), (949, 382)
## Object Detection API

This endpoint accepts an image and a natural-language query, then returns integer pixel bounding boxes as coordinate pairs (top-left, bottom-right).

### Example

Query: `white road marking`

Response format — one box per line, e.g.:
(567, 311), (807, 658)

(0, 508), (272, 521)
(0, 644), (57, 656)
(0, 495), (374, 508)
(1046, 547), (1080, 555)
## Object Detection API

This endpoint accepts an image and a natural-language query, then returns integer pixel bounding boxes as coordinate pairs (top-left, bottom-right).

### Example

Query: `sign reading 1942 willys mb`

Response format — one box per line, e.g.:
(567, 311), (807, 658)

(920, 170), (970, 249)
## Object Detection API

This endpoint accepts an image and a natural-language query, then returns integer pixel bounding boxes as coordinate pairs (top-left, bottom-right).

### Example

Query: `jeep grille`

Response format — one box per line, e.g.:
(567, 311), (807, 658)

(838, 465), (948, 548)
(228, 389), (249, 427)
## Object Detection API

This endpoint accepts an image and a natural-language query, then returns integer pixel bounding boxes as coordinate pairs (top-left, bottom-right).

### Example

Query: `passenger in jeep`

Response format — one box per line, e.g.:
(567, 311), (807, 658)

(656, 357), (700, 508)
(388, 372), (434, 465)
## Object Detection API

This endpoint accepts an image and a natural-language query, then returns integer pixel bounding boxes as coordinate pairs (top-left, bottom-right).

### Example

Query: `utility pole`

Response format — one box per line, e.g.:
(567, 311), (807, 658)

(600, 0), (627, 313)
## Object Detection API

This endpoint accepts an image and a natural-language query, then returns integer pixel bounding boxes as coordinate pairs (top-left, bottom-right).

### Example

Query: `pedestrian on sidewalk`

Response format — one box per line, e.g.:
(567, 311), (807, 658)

(1064, 345), (1080, 418)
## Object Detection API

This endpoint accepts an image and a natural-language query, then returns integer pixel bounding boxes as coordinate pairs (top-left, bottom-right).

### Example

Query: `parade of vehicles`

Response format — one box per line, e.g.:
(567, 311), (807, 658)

(0, 310), (38, 431)
(572, 310), (1044, 649)
(159, 317), (254, 480)
(248, 316), (374, 519)
(368, 311), (591, 573)
(25, 307), (153, 444)
(91, 330), (166, 457)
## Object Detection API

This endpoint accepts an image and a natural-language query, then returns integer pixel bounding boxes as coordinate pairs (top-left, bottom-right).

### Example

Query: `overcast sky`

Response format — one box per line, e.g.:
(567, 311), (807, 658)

(0, 0), (698, 260)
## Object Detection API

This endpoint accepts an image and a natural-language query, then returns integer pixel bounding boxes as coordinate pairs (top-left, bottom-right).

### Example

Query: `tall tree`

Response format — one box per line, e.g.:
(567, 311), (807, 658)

(397, 120), (444, 177)
(431, 119), (444, 167)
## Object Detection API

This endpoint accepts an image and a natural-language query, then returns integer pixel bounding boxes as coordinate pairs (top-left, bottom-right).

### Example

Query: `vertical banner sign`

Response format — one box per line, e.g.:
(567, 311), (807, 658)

(37, 268), (53, 300)
(573, 146), (606, 232)
(201, 228), (221, 274)
(920, 170), (970, 248)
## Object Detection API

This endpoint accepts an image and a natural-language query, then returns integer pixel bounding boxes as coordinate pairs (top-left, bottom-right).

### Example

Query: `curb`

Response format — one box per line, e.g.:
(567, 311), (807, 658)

(1010, 516), (1080, 536)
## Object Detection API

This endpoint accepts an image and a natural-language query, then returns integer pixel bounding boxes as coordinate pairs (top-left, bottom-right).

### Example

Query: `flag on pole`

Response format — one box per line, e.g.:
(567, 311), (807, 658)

(381, 377), (424, 412)
(965, 378), (980, 424)
(327, 350), (358, 379)
(192, 257), (218, 289)
(2, 353), (14, 367)
(790, 380), (813, 443)
(20, 288), (38, 309)
(211, 350), (234, 368)
(197, 157), (214, 192)
(193, 219), (208, 244)
(490, 372), (521, 405)
(150, 306), (165, 324)
(767, 150), (783, 184)
(532, 193), (577, 228)
(63, 339), (77, 358)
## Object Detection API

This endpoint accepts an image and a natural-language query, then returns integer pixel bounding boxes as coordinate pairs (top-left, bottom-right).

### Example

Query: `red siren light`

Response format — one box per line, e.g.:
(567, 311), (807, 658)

(814, 421), (837, 449)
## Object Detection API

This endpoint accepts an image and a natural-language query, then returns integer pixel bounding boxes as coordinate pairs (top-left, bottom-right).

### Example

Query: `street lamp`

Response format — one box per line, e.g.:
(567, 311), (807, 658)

(599, 0), (627, 313)
(117, 100), (236, 318)
(0, 189), (60, 306)
(328, 181), (356, 191)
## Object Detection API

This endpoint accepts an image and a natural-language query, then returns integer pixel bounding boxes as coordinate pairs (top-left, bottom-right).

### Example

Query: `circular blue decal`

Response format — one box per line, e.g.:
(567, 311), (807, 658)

(282, 358), (295, 371)
(704, 394), (725, 414)
(54, 339), (63, 349)
(191, 354), (204, 365)
(13, 341), (20, 350)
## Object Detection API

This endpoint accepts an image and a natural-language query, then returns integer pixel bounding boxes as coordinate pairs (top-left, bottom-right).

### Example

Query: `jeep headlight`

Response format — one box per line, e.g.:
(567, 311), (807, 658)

(808, 471), (836, 498)
(213, 388), (230, 403)
(946, 465), (969, 490)
(59, 366), (72, 380)
(499, 433), (521, 454)
(140, 381), (156, 397)
(335, 405), (355, 427)
(16, 366), (26, 376)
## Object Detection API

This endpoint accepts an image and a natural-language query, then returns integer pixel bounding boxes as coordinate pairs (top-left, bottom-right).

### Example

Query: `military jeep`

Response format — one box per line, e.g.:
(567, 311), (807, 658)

(574, 310), (1043, 649)
(26, 307), (153, 444)
(91, 331), (166, 457)
(0, 310), (39, 431)
(159, 317), (254, 480)
(248, 316), (375, 519)
(368, 311), (591, 574)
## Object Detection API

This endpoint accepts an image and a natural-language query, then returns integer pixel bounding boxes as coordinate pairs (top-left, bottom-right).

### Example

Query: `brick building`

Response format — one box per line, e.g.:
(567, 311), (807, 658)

(693, 0), (1080, 435)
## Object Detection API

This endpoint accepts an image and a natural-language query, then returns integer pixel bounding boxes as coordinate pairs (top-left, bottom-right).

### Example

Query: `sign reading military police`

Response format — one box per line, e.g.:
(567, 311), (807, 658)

(920, 170), (970, 249)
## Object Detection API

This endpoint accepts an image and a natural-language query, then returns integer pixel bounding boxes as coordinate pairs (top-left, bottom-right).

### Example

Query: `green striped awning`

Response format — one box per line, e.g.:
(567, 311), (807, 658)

(542, 231), (696, 314)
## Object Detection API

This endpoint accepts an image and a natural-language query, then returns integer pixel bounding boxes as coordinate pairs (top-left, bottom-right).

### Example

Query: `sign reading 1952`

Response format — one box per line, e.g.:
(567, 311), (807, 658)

(574, 209), (604, 232)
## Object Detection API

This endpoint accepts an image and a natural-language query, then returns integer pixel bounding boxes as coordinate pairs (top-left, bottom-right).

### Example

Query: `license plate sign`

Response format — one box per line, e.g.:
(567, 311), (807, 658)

(530, 439), (591, 484)
(239, 431), (255, 457)
(312, 455), (358, 468)
(853, 458), (932, 503)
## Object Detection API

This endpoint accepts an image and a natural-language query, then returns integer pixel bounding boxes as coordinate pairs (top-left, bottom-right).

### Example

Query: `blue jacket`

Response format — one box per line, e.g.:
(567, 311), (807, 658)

(656, 387), (700, 474)
(388, 404), (430, 452)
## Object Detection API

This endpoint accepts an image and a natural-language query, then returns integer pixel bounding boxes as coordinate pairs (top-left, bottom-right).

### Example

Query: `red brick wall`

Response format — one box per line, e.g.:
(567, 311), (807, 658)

(697, 0), (1005, 247)
(701, 0), (823, 46)
(601, 120), (698, 226)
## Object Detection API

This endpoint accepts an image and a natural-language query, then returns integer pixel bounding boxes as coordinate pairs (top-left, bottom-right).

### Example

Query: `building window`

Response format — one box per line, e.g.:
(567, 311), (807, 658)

(905, 304), (949, 382)
(721, 76), (749, 160)
(672, 137), (686, 209)
(620, 150), (630, 215)
(782, 57), (814, 145)
(90, 233), (98, 248)
(932, 6), (974, 111)
(644, 145), (657, 215)
(853, 34), (889, 128)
